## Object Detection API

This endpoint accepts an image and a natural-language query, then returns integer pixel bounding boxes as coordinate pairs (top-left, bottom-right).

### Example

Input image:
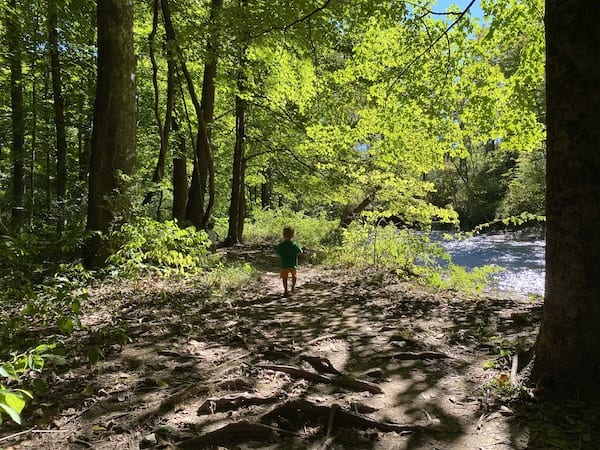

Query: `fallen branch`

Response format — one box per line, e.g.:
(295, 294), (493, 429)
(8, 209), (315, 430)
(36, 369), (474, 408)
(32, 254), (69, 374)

(257, 364), (382, 394)
(261, 399), (424, 434)
(373, 351), (450, 361)
(177, 420), (293, 449)
(197, 394), (280, 414)
(0, 429), (71, 444)
(302, 356), (342, 375)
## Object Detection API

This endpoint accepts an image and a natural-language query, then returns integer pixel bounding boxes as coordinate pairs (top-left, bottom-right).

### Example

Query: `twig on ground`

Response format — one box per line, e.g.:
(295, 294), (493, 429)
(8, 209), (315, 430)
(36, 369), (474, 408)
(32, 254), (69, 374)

(0, 429), (71, 444)
(257, 364), (382, 394)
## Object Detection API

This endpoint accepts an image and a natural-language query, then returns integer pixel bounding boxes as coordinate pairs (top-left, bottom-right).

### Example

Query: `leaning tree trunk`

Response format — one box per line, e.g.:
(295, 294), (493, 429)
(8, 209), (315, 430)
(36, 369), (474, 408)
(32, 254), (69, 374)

(142, 0), (174, 210)
(531, 0), (600, 401)
(6, 0), (26, 226)
(48, 0), (68, 231)
(182, 0), (221, 229)
(160, 0), (217, 230)
(84, 0), (136, 267)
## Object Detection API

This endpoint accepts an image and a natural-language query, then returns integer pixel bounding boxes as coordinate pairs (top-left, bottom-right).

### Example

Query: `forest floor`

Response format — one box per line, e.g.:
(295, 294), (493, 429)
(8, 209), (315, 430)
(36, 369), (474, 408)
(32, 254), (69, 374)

(1, 245), (599, 450)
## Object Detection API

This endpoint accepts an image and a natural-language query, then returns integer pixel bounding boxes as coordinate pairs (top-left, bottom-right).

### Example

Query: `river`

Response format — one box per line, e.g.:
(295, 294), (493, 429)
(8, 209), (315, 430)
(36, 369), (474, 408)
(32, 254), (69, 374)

(435, 231), (546, 296)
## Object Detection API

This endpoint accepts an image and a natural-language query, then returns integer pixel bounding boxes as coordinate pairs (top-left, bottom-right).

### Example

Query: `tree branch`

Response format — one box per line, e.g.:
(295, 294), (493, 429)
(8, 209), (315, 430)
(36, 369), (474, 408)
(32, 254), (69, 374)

(387, 0), (476, 94)
(251, 0), (333, 38)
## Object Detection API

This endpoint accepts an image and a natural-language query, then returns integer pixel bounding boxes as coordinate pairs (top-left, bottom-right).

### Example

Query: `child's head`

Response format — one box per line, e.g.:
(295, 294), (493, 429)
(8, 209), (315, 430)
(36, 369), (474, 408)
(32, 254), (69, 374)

(282, 226), (295, 240)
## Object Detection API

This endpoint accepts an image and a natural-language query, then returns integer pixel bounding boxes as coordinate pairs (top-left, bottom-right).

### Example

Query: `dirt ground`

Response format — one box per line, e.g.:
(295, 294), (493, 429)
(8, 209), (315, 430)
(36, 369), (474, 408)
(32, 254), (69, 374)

(1, 246), (599, 449)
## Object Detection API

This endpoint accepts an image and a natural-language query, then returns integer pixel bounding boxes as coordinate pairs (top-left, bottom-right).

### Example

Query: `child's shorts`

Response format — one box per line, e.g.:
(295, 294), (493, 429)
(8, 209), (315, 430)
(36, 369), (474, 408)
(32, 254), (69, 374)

(280, 268), (297, 279)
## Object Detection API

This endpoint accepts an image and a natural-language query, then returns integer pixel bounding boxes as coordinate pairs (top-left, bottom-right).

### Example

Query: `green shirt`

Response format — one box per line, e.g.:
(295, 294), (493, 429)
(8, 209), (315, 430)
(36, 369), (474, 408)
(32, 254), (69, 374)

(277, 240), (302, 269)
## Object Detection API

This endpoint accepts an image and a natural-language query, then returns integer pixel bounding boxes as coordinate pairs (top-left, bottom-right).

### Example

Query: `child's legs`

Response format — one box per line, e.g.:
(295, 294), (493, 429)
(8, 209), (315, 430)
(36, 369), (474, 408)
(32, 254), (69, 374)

(282, 276), (288, 292)
(280, 268), (297, 293)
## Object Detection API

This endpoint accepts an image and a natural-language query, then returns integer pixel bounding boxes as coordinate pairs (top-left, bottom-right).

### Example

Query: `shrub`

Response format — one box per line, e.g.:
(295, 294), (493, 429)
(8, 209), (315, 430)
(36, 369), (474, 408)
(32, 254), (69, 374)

(243, 209), (338, 250)
(107, 218), (213, 277)
(326, 222), (448, 274)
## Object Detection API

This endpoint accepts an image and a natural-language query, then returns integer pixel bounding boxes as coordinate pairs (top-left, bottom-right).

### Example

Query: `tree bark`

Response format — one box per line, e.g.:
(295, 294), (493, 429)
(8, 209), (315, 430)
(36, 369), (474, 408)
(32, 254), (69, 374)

(48, 0), (68, 231)
(532, 0), (600, 401)
(6, 0), (26, 226)
(172, 138), (188, 223)
(340, 189), (378, 228)
(84, 0), (136, 267)
(224, 0), (248, 246)
(225, 80), (247, 245)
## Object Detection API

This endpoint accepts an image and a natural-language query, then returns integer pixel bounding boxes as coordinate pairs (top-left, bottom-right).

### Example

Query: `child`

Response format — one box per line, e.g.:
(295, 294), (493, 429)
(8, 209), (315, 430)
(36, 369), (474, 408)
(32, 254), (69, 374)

(276, 226), (303, 297)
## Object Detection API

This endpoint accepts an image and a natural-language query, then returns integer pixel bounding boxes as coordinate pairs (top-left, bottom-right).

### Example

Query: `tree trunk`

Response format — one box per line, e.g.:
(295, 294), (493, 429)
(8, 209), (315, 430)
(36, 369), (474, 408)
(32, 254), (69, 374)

(6, 0), (26, 226)
(172, 136), (188, 223)
(224, 71), (247, 245)
(48, 0), (68, 231)
(182, 0), (221, 229)
(142, 0), (173, 209)
(531, 0), (600, 401)
(159, 0), (216, 230)
(84, 0), (136, 267)
(261, 168), (273, 209)
(340, 189), (378, 228)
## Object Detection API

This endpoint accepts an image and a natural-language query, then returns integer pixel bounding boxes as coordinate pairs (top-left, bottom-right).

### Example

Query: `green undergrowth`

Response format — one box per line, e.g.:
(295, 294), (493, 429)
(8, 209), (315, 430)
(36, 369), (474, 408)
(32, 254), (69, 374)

(243, 209), (338, 252)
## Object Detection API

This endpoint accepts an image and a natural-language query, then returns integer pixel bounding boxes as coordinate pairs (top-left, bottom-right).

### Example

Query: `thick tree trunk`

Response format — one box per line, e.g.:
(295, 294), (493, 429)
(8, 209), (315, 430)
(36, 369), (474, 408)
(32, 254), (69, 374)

(84, 0), (136, 267)
(48, 0), (68, 230)
(6, 0), (26, 226)
(532, 0), (600, 401)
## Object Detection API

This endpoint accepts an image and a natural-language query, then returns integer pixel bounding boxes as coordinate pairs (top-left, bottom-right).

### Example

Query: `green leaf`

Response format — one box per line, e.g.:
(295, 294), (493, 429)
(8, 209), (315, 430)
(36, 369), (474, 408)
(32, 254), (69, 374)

(58, 317), (74, 335)
(3, 391), (27, 413)
(71, 298), (81, 314)
(0, 363), (18, 380)
(0, 402), (22, 424)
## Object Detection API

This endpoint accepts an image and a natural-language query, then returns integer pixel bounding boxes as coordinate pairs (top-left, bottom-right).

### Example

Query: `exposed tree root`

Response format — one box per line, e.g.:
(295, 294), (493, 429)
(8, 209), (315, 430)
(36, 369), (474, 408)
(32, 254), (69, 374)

(197, 393), (280, 414)
(177, 420), (291, 449)
(302, 355), (343, 375)
(261, 398), (425, 434)
(257, 364), (383, 394)
(179, 398), (424, 449)
(373, 351), (450, 361)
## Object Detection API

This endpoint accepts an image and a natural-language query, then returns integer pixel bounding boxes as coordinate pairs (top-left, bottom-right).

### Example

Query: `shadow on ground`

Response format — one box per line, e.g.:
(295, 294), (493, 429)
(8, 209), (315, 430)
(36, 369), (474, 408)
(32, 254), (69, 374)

(2, 247), (598, 449)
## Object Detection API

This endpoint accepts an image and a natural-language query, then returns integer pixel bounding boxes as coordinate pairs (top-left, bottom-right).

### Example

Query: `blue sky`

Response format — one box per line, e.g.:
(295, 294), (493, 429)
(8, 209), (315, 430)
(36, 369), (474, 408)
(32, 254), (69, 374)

(432, 0), (484, 19)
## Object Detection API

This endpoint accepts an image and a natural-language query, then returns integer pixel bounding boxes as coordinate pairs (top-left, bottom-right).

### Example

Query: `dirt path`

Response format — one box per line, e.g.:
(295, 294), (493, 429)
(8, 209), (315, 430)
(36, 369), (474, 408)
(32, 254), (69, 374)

(1, 247), (597, 449)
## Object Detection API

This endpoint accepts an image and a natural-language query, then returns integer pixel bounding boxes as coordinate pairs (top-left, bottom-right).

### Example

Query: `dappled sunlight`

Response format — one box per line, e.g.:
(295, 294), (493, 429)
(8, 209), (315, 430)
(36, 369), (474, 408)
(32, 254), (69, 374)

(3, 250), (549, 449)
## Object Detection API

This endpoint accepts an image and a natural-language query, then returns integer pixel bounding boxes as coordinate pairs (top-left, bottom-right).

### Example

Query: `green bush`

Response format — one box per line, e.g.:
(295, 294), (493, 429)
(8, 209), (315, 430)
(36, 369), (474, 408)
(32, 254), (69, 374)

(326, 222), (448, 274)
(243, 209), (338, 250)
(428, 263), (502, 295)
(107, 217), (213, 277)
(325, 222), (500, 294)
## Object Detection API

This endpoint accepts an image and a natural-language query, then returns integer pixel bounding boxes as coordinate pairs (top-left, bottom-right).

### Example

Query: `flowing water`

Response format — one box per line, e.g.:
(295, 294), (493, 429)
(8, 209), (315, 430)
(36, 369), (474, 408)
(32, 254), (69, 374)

(435, 231), (546, 296)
